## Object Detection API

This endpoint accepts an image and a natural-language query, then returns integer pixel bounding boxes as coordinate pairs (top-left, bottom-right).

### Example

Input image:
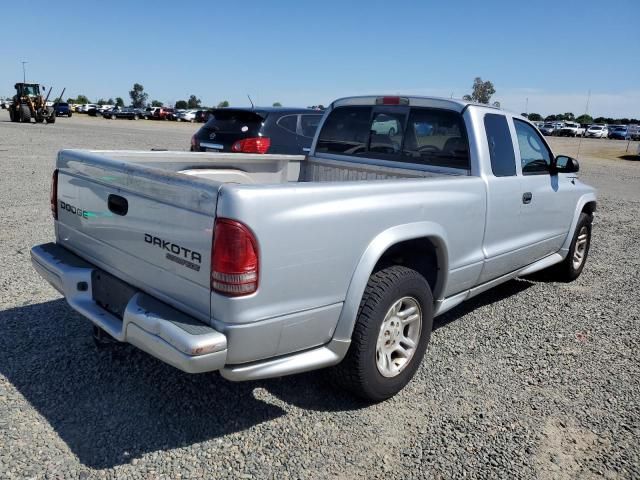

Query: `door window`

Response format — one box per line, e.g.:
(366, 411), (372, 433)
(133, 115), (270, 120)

(484, 114), (516, 177)
(514, 119), (553, 175)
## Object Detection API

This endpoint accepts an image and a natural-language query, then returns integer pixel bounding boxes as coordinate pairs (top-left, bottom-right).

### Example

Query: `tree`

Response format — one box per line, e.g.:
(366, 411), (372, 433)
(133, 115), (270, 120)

(187, 95), (201, 109)
(75, 94), (90, 104)
(96, 98), (107, 105)
(151, 100), (164, 107)
(175, 100), (187, 109)
(107, 98), (114, 105)
(115, 97), (125, 107)
(575, 114), (593, 124)
(544, 115), (557, 121)
(129, 83), (148, 108)
(217, 100), (229, 108)
(272, 102), (282, 107)
(520, 113), (528, 118)
(563, 112), (575, 121)
(527, 113), (542, 121)
(462, 77), (499, 106)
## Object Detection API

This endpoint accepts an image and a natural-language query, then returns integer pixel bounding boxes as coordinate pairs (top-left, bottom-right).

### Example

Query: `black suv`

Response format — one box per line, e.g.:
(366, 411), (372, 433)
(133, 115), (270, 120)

(190, 107), (324, 154)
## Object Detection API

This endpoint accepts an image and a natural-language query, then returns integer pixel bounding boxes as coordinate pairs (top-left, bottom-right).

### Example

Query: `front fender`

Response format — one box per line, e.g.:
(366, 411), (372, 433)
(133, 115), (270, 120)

(560, 192), (597, 254)
(332, 221), (449, 342)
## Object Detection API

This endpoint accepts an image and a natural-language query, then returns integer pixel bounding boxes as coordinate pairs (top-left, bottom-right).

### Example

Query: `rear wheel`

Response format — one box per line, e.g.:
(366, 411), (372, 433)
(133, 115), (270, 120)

(20, 105), (31, 123)
(45, 108), (56, 124)
(329, 265), (433, 402)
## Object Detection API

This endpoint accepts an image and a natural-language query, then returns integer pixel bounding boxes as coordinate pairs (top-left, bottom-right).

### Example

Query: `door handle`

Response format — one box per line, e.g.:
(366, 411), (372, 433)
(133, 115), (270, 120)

(522, 192), (533, 204)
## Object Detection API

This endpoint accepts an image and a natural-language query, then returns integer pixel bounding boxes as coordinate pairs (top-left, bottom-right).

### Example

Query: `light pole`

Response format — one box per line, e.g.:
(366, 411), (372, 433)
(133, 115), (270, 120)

(21, 61), (28, 83)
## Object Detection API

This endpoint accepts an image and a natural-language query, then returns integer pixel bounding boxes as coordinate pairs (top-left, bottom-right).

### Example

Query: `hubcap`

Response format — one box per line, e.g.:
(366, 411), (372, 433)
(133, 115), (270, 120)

(375, 297), (422, 378)
(572, 226), (589, 270)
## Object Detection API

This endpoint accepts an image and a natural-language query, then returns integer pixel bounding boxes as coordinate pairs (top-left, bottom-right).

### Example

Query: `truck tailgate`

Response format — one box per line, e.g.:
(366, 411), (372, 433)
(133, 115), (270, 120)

(55, 150), (220, 323)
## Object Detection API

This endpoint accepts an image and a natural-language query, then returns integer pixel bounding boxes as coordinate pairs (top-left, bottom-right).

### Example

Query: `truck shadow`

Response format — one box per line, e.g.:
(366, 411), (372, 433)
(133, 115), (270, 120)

(0, 279), (533, 469)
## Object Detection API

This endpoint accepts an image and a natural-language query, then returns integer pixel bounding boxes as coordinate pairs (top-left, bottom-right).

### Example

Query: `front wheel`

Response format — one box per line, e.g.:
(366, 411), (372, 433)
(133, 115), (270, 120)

(549, 212), (592, 282)
(328, 265), (433, 402)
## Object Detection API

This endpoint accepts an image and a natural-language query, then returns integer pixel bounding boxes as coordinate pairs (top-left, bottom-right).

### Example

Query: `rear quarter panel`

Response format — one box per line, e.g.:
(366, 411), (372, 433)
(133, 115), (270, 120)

(212, 176), (487, 325)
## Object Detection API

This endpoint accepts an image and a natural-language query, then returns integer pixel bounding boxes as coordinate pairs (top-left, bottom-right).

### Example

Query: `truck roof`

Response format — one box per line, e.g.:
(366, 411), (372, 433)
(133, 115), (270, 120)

(331, 95), (502, 113)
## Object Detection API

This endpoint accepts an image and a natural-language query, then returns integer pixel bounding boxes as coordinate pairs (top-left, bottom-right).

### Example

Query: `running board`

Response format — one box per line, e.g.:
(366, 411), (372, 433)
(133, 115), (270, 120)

(434, 253), (564, 316)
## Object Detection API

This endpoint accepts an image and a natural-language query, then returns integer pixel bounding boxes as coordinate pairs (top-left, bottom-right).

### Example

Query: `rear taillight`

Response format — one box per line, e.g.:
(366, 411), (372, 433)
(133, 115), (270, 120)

(191, 134), (199, 150)
(50, 169), (59, 219)
(375, 96), (409, 106)
(211, 218), (259, 296)
(231, 137), (271, 154)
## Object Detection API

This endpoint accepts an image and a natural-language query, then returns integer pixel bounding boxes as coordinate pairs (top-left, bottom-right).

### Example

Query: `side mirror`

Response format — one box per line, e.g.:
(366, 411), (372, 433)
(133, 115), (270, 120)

(551, 155), (579, 174)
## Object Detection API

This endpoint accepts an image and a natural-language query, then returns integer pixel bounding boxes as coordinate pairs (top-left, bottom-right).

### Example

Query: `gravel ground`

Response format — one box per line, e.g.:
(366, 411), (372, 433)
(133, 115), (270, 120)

(0, 112), (638, 479)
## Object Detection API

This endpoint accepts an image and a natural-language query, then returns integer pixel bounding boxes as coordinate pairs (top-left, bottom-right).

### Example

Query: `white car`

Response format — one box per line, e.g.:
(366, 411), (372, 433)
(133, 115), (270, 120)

(584, 125), (608, 138)
(177, 109), (197, 122)
(79, 104), (97, 113)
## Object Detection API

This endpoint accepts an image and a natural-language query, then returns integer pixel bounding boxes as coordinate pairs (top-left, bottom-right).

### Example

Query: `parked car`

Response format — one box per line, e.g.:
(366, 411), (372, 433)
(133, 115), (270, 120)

(153, 107), (175, 120)
(609, 126), (630, 140)
(584, 125), (608, 138)
(54, 102), (72, 117)
(34, 94), (597, 401)
(168, 109), (184, 121)
(195, 110), (210, 123)
(176, 109), (197, 122)
(78, 104), (97, 113)
(556, 122), (585, 137)
(104, 107), (145, 120)
(539, 123), (555, 136)
(143, 107), (159, 119)
(191, 107), (324, 154)
(627, 125), (640, 140)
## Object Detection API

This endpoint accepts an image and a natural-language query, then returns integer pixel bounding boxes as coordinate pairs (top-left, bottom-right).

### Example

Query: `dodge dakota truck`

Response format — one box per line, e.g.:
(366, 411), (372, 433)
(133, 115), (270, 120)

(32, 95), (597, 401)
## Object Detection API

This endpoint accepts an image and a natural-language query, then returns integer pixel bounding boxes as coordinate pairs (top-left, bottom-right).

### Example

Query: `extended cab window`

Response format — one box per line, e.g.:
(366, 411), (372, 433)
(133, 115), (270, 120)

(514, 119), (552, 175)
(402, 108), (469, 169)
(484, 113), (516, 177)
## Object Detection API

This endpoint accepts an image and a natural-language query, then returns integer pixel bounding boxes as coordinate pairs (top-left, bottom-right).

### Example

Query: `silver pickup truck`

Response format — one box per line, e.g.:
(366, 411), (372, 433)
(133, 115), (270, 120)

(32, 95), (596, 401)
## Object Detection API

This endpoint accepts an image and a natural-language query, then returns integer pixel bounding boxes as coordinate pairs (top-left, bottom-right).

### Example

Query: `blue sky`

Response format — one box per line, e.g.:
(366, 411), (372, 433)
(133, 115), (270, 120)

(1, 0), (638, 117)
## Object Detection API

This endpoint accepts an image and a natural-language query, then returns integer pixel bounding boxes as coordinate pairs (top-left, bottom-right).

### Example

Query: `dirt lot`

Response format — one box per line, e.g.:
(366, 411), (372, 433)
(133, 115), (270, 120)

(0, 112), (638, 479)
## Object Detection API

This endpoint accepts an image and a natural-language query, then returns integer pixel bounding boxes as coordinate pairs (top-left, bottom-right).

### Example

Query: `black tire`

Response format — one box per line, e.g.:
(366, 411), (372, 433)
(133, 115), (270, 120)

(549, 212), (592, 282)
(68, 112), (72, 117)
(9, 108), (17, 122)
(328, 265), (433, 402)
(20, 105), (31, 123)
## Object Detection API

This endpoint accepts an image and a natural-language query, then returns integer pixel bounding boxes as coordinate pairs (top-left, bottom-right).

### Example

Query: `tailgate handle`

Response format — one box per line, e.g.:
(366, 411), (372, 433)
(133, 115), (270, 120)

(108, 194), (128, 216)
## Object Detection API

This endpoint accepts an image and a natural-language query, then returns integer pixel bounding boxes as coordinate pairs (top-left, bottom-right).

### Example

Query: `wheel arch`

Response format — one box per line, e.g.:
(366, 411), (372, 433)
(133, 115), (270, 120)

(332, 222), (449, 342)
(560, 193), (597, 253)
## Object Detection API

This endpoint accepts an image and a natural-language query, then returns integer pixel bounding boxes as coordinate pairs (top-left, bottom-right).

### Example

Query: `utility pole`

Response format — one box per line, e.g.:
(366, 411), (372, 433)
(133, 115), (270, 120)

(525, 97), (529, 116)
(21, 61), (28, 83)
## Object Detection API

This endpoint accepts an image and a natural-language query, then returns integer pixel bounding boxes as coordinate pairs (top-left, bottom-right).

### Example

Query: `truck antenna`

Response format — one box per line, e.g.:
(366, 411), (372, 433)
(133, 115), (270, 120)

(247, 94), (254, 109)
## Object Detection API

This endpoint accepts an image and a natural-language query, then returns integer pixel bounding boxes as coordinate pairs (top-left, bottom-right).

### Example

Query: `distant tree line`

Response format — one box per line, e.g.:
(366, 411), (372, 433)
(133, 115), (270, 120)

(522, 112), (638, 125)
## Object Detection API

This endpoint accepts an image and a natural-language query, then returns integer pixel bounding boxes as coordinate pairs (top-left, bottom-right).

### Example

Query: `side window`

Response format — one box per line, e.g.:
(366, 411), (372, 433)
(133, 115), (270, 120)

(514, 119), (553, 175)
(315, 106), (372, 155)
(299, 114), (322, 138)
(276, 114), (298, 134)
(402, 108), (470, 169)
(484, 114), (516, 177)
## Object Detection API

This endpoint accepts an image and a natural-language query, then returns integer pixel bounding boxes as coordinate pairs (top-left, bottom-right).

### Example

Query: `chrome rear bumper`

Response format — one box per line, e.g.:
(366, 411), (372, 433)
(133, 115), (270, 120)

(31, 243), (227, 373)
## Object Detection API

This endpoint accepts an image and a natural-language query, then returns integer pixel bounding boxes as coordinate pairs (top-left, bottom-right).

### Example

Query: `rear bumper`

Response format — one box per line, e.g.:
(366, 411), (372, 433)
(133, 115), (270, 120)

(31, 242), (227, 373)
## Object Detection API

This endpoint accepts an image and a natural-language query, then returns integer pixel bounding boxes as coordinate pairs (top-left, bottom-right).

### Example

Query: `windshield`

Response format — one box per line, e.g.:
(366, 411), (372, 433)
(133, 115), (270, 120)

(590, 126), (602, 130)
(22, 85), (39, 96)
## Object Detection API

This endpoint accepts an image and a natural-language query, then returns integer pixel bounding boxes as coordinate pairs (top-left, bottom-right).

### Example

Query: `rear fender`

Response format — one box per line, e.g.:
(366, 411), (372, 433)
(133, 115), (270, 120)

(332, 222), (448, 342)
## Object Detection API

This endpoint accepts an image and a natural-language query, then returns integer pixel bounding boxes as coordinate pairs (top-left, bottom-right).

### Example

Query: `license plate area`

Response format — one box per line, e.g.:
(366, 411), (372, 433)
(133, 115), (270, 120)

(92, 269), (138, 320)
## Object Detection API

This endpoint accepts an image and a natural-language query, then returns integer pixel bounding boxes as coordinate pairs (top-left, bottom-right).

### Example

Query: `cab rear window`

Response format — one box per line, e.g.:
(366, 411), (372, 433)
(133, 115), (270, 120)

(316, 106), (470, 170)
